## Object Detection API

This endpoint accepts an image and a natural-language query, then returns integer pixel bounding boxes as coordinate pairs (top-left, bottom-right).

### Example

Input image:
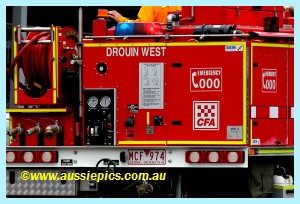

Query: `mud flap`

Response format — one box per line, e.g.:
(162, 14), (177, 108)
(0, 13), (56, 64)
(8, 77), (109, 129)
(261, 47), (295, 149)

(248, 162), (274, 198)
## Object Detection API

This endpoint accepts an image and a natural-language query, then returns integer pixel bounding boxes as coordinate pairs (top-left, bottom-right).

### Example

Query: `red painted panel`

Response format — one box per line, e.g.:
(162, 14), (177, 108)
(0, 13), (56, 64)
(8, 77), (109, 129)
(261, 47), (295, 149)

(9, 110), (75, 146)
(251, 44), (293, 147)
(251, 119), (287, 146)
(82, 45), (167, 144)
(17, 89), (54, 105)
(166, 45), (245, 143)
(288, 119), (294, 146)
(287, 48), (294, 107)
(252, 46), (288, 106)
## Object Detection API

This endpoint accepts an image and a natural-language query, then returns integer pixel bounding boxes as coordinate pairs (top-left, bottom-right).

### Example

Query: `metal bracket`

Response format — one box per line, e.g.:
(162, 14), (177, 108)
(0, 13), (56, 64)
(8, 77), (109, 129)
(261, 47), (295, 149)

(17, 26), (54, 44)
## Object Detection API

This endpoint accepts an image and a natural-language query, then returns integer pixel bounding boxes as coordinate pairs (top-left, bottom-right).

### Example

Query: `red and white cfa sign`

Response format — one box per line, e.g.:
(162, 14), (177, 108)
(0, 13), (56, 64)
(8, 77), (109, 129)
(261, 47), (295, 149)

(262, 69), (277, 93)
(193, 101), (219, 130)
(190, 68), (222, 92)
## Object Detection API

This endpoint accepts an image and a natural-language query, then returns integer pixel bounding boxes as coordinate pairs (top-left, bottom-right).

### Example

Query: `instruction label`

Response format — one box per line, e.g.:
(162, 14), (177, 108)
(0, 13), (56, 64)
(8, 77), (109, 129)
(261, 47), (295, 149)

(139, 63), (164, 109)
(61, 159), (73, 166)
(227, 126), (243, 139)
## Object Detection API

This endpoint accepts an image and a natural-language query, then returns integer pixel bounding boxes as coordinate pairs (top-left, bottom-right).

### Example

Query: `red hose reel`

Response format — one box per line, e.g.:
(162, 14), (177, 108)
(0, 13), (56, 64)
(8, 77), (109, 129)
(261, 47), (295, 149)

(10, 26), (78, 101)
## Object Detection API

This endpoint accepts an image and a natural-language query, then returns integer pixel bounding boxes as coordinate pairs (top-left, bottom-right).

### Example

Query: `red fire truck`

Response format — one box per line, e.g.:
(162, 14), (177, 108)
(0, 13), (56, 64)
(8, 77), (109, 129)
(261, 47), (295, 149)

(6, 6), (294, 198)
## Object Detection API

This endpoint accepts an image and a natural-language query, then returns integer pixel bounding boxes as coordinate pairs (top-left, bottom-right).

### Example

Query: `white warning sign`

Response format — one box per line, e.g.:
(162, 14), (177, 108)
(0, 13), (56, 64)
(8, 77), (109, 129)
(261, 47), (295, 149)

(139, 63), (164, 109)
(262, 69), (277, 93)
(193, 101), (219, 130)
(190, 68), (222, 92)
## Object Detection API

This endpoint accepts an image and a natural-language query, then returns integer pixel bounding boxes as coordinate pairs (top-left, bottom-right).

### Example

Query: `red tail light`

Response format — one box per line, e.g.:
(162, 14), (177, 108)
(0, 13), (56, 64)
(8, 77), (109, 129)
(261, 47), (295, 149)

(185, 150), (244, 163)
(6, 151), (19, 163)
(6, 151), (59, 163)
(20, 151), (37, 163)
(38, 151), (58, 163)
(185, 151), (203, 163)
(206, 151), (222, 163)
(224, 151), (244, 163)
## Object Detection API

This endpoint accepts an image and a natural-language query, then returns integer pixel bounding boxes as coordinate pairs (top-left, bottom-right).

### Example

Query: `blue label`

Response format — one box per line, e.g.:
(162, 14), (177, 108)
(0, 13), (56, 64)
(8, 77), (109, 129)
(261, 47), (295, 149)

(225, 45), (243, 51)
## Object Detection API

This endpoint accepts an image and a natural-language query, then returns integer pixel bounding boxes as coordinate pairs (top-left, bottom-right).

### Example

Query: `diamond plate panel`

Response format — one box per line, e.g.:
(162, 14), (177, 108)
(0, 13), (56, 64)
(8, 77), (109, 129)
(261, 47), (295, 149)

(6, 169), (76, 196)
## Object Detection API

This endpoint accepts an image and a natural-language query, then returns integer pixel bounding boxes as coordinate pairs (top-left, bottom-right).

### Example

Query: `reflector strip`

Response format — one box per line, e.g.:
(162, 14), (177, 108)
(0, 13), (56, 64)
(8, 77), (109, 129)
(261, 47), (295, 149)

(9, 115), (13, 145)
(13, 27), (18, 104)
(83, 43), (167, 47)
(251, 106), (256, 118)
(251, 43), (292, 48)
(55, 27), (59, 98)
(83, 42), (245, 47)
(6, 109), (68, 113)
(52, 26), (57, 104)
(250, 106), (293, 119)
(270, 106), (278, 118)
(168, 141), (245, 145)
(274, 185), (294, 190)
(53, 90), (57, 103)
(258, 149), (294, 154)
(119, 141), (166, 145)
(52, 26), (57, 90)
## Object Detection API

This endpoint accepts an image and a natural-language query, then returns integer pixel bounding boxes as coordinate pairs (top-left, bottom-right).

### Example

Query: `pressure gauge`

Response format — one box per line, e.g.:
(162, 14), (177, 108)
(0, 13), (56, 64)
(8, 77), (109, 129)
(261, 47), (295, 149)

(100, 96), (111, 108)
(87, 96), (98, 108)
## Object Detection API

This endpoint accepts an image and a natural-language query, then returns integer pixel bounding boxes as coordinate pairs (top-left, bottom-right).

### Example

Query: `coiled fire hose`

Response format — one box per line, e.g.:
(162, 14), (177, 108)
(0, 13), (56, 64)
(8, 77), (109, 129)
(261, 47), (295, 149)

(10, 31), (52, 97)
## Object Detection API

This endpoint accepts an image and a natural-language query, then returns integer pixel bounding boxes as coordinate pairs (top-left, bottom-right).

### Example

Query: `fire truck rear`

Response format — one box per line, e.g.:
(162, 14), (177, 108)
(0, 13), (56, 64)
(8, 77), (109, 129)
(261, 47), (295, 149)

(6, 6), (294, 198)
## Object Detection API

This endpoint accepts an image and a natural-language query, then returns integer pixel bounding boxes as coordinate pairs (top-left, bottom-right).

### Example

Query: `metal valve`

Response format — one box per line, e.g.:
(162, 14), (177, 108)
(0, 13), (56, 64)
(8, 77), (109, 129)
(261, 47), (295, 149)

(136, 183), (154, 195)
(45, 120), (63, 139)
(136, 180), (161, 196)
(25, 122), (43, 135)
(7, 123), (25, 136)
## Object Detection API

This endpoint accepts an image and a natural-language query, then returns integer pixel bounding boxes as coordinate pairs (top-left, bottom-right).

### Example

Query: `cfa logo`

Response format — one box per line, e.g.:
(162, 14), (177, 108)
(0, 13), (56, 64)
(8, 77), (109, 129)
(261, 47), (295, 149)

(193, 101), (219, 130)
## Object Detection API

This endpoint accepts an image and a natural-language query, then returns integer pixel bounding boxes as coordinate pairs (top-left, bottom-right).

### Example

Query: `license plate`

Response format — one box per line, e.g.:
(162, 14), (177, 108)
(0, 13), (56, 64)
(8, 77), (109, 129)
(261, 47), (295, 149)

(128, 150), (166, 165)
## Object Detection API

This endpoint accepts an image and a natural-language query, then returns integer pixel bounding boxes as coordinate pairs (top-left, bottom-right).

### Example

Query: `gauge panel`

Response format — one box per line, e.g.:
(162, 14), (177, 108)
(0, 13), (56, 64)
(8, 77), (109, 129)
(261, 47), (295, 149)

(83, 89), (115, 146)
(87, 96), (99, 108)
(100, 96), (111, 108)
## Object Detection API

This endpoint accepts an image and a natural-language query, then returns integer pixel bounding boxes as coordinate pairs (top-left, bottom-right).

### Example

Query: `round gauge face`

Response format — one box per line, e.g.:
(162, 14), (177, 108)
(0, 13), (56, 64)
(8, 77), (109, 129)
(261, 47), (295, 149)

(87, 96), (98, 108)
(100, 96), (111, 108)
